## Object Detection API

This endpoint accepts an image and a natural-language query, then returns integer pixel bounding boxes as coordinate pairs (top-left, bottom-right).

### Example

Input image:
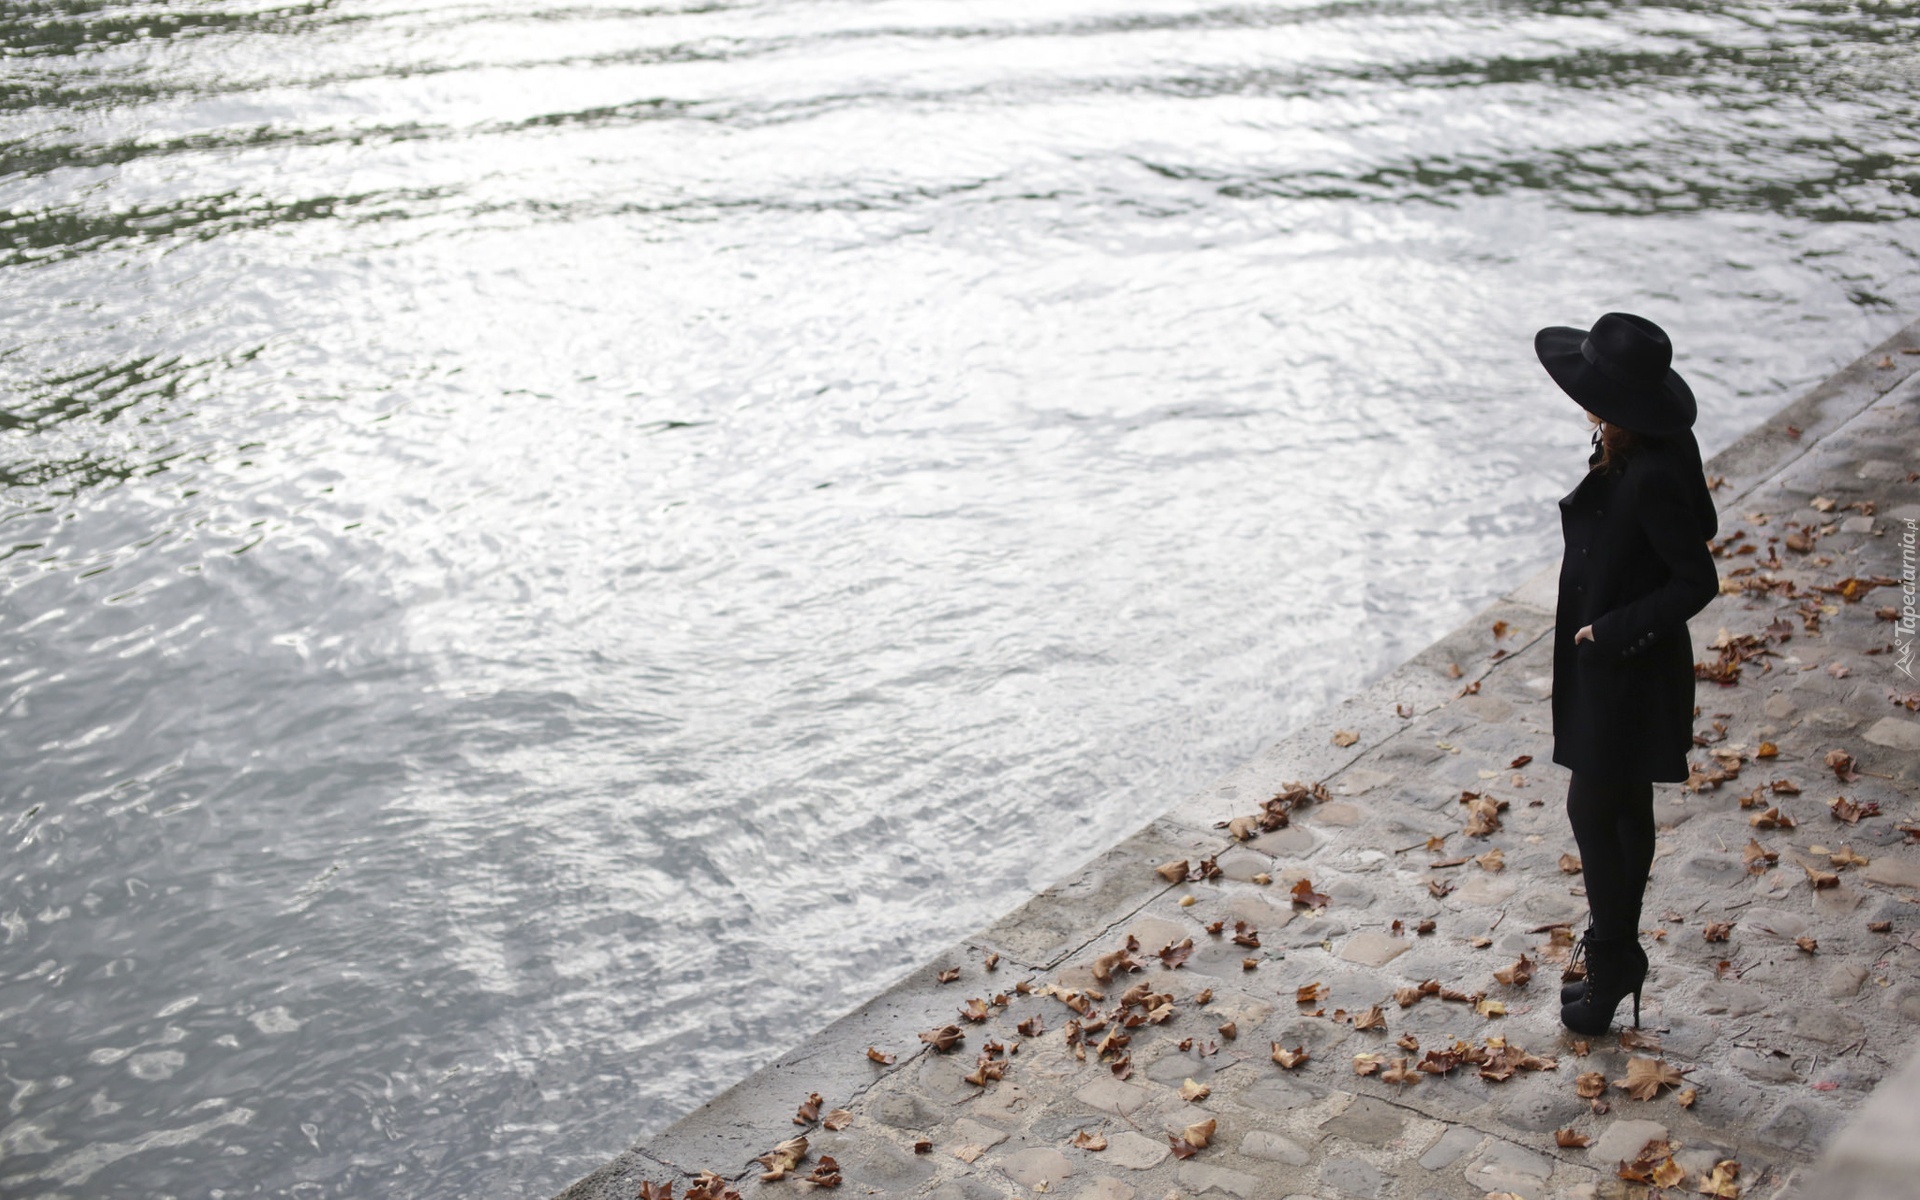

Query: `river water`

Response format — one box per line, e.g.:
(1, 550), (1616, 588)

(1, 1), (1915, 1195)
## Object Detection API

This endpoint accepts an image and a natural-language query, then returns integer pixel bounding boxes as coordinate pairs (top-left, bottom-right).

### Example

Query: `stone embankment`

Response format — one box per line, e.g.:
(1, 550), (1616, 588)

(561, 320), (1920, 1200)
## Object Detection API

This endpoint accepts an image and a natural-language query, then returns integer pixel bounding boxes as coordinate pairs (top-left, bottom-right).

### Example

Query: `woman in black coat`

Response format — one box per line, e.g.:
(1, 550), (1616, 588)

(1534, 312), (1720, 1036)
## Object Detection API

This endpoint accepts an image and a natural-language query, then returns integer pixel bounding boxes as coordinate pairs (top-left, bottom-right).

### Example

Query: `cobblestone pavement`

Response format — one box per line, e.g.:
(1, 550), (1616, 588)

(560, 321), (1920, 1200)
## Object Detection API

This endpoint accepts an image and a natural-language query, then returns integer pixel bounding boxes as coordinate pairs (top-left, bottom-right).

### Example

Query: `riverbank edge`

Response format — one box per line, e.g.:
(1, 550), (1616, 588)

(556, 316), (1920, 1200)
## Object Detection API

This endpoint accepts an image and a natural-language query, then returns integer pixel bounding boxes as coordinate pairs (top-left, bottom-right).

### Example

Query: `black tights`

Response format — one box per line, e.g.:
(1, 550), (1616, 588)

(1566, 772), (1655, 941)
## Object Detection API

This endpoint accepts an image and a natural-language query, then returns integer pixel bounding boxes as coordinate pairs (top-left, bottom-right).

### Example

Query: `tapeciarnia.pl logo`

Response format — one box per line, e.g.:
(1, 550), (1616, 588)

(1896, 516), (1916, 679)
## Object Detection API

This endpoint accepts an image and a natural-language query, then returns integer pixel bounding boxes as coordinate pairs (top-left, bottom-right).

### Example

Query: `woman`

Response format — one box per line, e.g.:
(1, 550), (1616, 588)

(1534, 312), (1720, 1036)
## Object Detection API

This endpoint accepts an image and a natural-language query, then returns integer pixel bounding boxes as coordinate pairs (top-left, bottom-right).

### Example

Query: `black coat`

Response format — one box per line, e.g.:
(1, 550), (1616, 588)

(1552, 430), (1720, 783)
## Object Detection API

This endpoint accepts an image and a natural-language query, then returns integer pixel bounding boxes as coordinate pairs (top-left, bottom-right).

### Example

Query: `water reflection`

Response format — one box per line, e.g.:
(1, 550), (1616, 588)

(1, 1), (1916, 1198)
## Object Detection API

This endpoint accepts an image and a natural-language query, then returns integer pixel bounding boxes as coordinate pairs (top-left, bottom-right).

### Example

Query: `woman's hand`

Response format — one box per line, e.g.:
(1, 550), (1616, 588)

(1574, 624), (1595, 644)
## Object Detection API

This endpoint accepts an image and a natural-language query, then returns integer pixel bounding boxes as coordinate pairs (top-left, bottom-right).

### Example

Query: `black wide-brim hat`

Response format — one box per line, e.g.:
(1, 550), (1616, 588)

(1535, 311), (1696, 436)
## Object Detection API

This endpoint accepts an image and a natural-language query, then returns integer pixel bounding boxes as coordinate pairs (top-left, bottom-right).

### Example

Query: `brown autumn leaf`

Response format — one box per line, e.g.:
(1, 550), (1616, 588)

(1352, 1052), (1386, 1076)
(1704, 921), (1733, 942)
(1415, 918), (1436, 934)
(1869, 920), (1893, 933)
(1017, 1015), (1045, 1038)
(1071, 1130), (1107, 1151)
(756, 1136), (809, 1181)
(1428, 878), (1455, 898)
(1193, 987), (1214, 1005)
(1091, 948), (1143, 983)
(1393, 985), (1425, 1008)
(1804, 864), (1839, 890)
(1509, 754), (1533, 768)
(1352, 1004), (1388, 1031)
(1559, 852), (1583, 874)
(1418, 1047), (1463, 1075)
(1675, 1087), (1698, 1109)
(686, 1171), (743, 1200)
(952, 1143), (986, 1163)
(1796, 935), (1819, 953)
(1617, 1029), (1663, 1052)
(1699, 1159), (1740, 1197)
(1468, 935), (1493, 949)
(1475, 998), (1508, 1018)
(1749, 806), (1796, 830)
(1167, 1118), (1216, 1160)
(1615, 1056), (1690, 1101)
(1493, 954), (1534, 988)
(1332, 729), (1359, 747)
(1555, 1128), (1593, 1148)
(936, 967), (960, 984)
(1825, 748), (1863, 783)
(1475, 848), (1506, 872)
(1296, 981), (1328, 1005)
(1770, 777), (1802, 795)
(919, 1025), (964, 1052)
(1158, 937), (1194, 968)
(1154, 860), (1189, 883)
(1830, 846), (1869, 867)
(1755, 741), (1779, 759)
(821, 1108), (853, 1131)
(1231, 921), (1260, 948)
(959, 997), (991, 1022)
(1177, 1077), (1212, 1102)
(803, 1156), (842, 1188)
(912, 1140), (932, 1154)
(1742, 839), (1779, 873)
(1271, 1043), (1309, 1069)
(1574, 1071), (1608, 1098)
(794, 1092), (823, 1125)
(640, 1183), (674, 1200)
(1373, 1057), (1417, 1086)
(1218, 1021), (1237, 1040)
(1290, 877), (1331, 908)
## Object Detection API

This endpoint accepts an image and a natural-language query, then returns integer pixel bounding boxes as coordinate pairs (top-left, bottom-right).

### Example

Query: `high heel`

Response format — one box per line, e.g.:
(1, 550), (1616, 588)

(1560, 935), (1648, 1036)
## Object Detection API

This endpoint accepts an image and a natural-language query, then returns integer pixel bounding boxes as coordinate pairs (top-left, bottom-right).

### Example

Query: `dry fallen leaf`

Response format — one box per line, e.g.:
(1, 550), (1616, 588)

(1296, 981), (1328, 1005)
(1829, 846), (1869, 868)
(1071, 1130), (1107, 1151)
(1554, 1128), (1592, 1148)
(1476, 848), (1506, 872)
(1179, 1078), (1211, 1102)
(1559, 852), (1582, 874)
(1154, 860), (1189, 883)
(1475, 998), (1507, 1018)
(1290, 878), (1331, 908)
(951, 1143), (986, 1164)
(756, 1136), (810, 1181)
(1615, 1056), (1690, 1101)
(937, 967), (960, 984)
(912, 1140), (932, 1154)
(1756, 741), (1779, 758)
(821, 1109), (853, 1131)
(1804, 864), (1840, 890)
(686, 1171), (743, 1200)
(1825, 748), (1862, 783)
(1699, 1159), (1741, 1198)
(794, 1092), (823, 1125)
(1352, 1004), (1388, 1031)
(1575, 1071), (1608, 1098)
(1352, 1052), (1387, 1076)
(1217, 1021), (1237, 1040)
(1868, 920), (1893, 933)
(1167, 1118), (1216, 1160)
(1704, 921), (1733, 943)
(1796, 935), (1819, 953)
(1332, 729), (1359, 747)
(1271, 1043), (1310, 1069)
(1493, 954), (1534, 988)
(803, 1156), (842, 1189)
(920, 1025), (964, 1052)
(1676, 1087), (1698, 1109)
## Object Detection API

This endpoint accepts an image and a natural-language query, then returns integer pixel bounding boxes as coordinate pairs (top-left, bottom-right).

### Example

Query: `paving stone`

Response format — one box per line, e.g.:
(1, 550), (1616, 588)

(1251, 826), (1320, 857)
(953, 1118), (1009, 1149)
(1100, 1131), (1169, 1170)
(1589, 1119), (1668, 1166)
(1318, 1157), (1386, 1199)
(875, 1092), (938, 1130)
(1336, 931), (1410, 967)
(841, 1137), (939, 1189)
(1073, 1078), (1152, 1117)
(1331, 768), (1396, 796)
(998, 1147), (1075, 1189)
(1763, 693), (1798, 719)
(1239, 1130), (1311, 1166)
(1792, 1007), (1866, 1045)
(1806, 706), (1859, 732)
(1451, 874), (1518, 905)
(1072, 1178), (1137, 1200)
(1862, 716), (1920, 751)
(1463, 1140), (1554, 1194)
(1732, 1048), (1801, 1084)
(1317, 1096), (1406, 1146)
(1417, 1126), (1484, 1170)
(1863, 856), (1920, 890)
(1826, 963), (1870, 998)
(1692, 980), (1769, 1017)
(1177, 1162), (1266, 1197)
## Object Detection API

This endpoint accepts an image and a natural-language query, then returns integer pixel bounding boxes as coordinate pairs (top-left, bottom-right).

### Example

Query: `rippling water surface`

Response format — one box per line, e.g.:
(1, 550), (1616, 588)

(2, 1), (1916, 1195)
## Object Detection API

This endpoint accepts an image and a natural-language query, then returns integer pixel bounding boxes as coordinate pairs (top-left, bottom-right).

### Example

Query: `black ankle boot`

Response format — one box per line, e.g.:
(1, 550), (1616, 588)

(1560, 935), (1648, 1036)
